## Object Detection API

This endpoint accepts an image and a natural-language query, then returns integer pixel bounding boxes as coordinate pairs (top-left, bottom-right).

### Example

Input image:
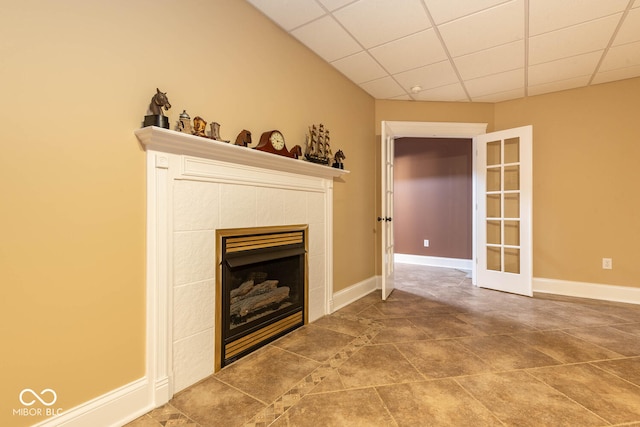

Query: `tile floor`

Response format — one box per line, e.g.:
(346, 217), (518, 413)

(126, 264), (640, 426)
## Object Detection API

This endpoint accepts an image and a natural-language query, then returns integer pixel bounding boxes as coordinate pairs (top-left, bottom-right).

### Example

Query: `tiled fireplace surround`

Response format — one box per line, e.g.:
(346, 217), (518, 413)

(136, 127), (348, 403)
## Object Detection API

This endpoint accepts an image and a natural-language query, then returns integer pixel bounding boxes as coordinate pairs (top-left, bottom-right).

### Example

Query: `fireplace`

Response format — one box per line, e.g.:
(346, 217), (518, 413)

(215, 225), (308, 370)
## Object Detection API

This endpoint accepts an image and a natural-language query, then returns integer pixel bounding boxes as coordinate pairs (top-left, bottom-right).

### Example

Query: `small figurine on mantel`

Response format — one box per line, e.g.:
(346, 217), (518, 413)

(143, 88), (172, 129)
(193, 116), (207, 137)
(176, 110), (192, 134)
(291, 145), (303, 160)
(234, 130), (252, 147)
(210, 122), (230, 142)
(333, 149), (346, 169)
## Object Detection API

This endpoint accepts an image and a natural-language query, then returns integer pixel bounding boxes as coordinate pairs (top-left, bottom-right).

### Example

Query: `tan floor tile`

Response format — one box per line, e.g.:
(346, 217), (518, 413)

(271, 324), (354, 362)
(215, 345), (318, 404)
(270, 388), (396, 427)
(409, 314), (486, 338)
(457, 371), (606, 427)
(564, 326), (640, 356)
(592, 357), (640, 386)
(308, 369), (346, 394)
(370, 318), (431, 343)
(170, 377), (263, 427)
(611, 322), (640, 336)
(337, 344), (423, 388)
(123, 415), (163, 427)
(455, 312), (539, 335)
(547, 302), (629, 327)
(510, 330), (622, 363)
(377, 379), (503, 426)
(529, 363), (640, 424)
(456, 334), (561, 369)
(312, 314), (371, 337)
(395, 339), (493, 379)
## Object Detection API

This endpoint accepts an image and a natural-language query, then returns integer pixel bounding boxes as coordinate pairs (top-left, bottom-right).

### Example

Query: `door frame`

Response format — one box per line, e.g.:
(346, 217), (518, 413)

(381, 121), (488, 285)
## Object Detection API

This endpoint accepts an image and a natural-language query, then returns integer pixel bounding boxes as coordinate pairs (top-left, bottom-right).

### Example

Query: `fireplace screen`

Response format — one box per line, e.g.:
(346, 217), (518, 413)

(216, 225), (308, 370)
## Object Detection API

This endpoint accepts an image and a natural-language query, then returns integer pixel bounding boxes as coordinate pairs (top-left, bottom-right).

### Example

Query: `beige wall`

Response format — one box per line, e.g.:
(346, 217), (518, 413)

(0, 1), (374, 425)
(495, 78), (640, 287)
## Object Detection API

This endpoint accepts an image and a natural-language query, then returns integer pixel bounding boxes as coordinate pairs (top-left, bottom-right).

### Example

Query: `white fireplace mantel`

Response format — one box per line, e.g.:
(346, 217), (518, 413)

(134, 126), (348, 408)
(135, 126), (349, 179)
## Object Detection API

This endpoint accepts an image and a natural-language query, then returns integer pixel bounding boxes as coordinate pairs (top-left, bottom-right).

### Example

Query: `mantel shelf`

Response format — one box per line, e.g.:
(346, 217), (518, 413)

(135, 126), (349, 179)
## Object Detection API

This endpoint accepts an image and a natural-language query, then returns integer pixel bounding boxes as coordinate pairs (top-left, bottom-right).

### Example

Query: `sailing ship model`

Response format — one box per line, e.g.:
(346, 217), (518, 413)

(304, 124), (333, 165)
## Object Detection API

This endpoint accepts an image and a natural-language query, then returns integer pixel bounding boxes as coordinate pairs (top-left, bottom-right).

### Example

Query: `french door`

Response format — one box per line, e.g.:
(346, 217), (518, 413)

(379, 122), (532, 299)
(380, 130), (395, 300)
(475, 126), (533, 296)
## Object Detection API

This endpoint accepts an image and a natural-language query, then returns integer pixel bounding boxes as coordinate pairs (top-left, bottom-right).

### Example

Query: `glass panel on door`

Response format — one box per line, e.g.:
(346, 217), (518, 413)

(485, 137), (521, 275)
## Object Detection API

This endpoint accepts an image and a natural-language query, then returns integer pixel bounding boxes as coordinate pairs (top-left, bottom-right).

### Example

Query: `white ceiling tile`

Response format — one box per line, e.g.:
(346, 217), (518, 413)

(438, 0), (524, 57)
(369, 29), (447, 75)
(613, 7), (640, 46)
(411, 82), (468, 101)
(472, 88), (525, 103)
(454, 40), (523, 80)
(599, 40), (640, 71)
(465, 68), (523, 97)
(316, 0), (355, 12)
(291, 15), (362, 62)
(360, 76), (406, 98)
(528, 76), (591, 97)
(528, 51), (602, 86)
(331, 51), (387, 83)
(391, 93), (413, 100)
(529, 0), (629, 35)
(529, 14), (621, 65)
(592, 64), (640, 84)
(246, 0), (326, 31)
(393, 60), (460, 91)
(424, 0), (509, 25)
(248, 0), (640, 101)
(333, 0), (431, 48)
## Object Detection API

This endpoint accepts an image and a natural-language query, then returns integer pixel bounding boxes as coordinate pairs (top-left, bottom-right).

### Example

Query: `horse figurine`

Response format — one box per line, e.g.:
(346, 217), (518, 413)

(234, 129), (252, 147)
(291, 145), (303, 159)
(333, 149), (346, 169)
(149, 88), (171, 116)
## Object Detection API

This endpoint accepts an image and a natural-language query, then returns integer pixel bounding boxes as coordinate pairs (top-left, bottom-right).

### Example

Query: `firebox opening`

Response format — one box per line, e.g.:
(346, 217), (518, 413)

(216, 225), (308, 370)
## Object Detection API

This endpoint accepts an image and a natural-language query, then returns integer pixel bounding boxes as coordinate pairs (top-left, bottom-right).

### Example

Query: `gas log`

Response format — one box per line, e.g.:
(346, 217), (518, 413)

(230, 280), (290, 317)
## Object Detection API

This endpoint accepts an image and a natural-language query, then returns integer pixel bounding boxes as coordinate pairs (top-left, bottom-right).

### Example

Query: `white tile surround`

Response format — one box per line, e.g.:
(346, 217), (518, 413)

(135, 127), (348, 400)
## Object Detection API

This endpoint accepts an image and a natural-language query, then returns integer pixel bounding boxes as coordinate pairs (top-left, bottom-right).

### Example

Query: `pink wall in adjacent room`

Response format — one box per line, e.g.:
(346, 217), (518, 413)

(394, 138), (472, 260)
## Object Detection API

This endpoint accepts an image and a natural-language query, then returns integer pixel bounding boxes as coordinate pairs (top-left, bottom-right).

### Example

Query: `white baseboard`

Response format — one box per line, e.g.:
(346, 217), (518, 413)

(331, 276), (378, 312)
(533, 277), (640, 305)
(395, 254), (473, 270)
(31, 377), (154, 427)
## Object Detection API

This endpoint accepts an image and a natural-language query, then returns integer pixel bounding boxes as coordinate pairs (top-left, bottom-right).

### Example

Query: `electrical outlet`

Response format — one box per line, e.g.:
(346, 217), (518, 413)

(602, 258), (612, 270)
(423, 240), (429, 247)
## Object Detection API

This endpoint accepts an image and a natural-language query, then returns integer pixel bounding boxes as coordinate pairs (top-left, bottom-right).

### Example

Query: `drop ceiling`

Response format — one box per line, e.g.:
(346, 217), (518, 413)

(246, 0), (640, 102)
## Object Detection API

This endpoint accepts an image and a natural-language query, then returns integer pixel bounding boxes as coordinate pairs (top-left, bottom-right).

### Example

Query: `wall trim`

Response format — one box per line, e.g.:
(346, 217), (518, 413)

(533, 277), (640, 305)
(331, 276), (378, 312)
(395, 254), (473, 271)
(31, 378), (152, 427)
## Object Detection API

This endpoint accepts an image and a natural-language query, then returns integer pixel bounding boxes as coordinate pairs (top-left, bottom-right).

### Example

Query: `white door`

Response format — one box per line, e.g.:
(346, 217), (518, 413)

(380, 124), (395, 300)
(475, 126), (533, 296)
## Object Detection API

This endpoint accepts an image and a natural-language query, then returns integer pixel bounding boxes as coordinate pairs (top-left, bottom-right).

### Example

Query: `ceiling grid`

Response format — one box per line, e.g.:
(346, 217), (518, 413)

(247, 0), (640, 102)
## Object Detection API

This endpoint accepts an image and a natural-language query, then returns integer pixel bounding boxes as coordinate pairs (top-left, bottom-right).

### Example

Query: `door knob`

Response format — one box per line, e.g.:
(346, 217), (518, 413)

(377, 216), (393, 222)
